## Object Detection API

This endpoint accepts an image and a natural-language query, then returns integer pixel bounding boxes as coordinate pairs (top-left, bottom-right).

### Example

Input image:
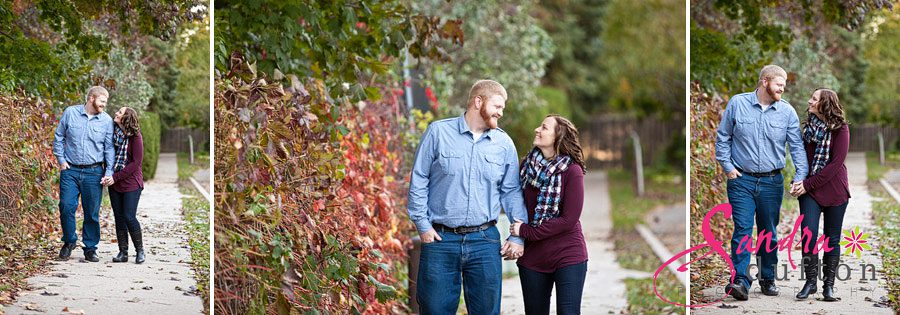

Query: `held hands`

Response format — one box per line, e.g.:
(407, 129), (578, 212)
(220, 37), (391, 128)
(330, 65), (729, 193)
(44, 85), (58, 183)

(790, 182), (806, 197)
(101, 176), (115, 187)
(501, 242), (523, 260)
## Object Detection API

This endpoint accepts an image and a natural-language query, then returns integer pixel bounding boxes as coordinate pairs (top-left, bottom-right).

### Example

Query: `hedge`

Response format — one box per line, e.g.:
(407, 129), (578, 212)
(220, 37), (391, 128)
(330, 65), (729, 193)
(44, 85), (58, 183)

(140, 111), (161, 180)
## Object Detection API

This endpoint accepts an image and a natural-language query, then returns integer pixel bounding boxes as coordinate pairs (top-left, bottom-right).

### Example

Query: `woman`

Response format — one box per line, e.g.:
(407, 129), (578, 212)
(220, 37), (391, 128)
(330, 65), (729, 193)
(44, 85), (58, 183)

(108, 107), (146, 264)
(793, 88), (850, 301)
(510, 114), (587, 314)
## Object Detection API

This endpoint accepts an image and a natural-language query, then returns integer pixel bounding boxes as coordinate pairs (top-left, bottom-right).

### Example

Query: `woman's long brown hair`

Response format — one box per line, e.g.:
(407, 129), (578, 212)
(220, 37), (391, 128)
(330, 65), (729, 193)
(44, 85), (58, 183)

(120, 107), (141, 136)
(548, 114), (586, 174)
(811, 88), (847, 129)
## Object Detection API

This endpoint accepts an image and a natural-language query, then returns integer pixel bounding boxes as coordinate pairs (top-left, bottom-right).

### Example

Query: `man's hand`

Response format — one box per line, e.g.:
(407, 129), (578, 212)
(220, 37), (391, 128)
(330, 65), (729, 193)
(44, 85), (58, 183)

(501, 242), (523, 260)
(727, 169), (742, 179)
(790, 182), (806, 197)
(101, 176), (114, 187)
(60, 162), (69, 171)
(509, 220), (524, 237)
(420, 229), (442, 244)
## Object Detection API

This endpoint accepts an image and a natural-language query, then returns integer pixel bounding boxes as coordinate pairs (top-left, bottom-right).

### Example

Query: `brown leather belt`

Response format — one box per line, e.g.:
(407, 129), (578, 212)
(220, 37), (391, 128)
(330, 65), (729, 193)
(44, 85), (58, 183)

(432, 221), (496, 234)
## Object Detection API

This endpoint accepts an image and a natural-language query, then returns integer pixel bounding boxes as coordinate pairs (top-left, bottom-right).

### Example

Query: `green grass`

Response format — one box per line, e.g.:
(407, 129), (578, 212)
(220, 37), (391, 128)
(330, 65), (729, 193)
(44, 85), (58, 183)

(866, 151), (900, 182)
(868, 151), (900, 311)
(176, 153), (210, 312)
(872, 193), (900, 311)
(607, 167), (686, 314)
(177, 151), (209, 181)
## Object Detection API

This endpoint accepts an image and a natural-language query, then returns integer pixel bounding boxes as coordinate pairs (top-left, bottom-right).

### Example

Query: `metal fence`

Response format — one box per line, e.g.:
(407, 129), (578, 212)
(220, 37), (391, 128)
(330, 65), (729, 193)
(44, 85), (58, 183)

(580, 114), (685, 169)
(160, 127), (210, 153)
(849, 124), (900, 152)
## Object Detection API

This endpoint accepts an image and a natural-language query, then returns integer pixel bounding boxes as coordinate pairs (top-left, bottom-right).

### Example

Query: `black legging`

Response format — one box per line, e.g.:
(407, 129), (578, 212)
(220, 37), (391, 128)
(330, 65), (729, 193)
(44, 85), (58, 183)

(798, 194), (847, 257)
(109, 188), (142, 247)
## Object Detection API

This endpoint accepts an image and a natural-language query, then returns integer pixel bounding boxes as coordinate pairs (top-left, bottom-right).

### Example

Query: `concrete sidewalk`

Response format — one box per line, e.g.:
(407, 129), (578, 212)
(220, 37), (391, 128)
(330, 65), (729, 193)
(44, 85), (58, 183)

(500, 171), (652, 314)
(696, 152), (893, 314)
(6, 153), (204, 314)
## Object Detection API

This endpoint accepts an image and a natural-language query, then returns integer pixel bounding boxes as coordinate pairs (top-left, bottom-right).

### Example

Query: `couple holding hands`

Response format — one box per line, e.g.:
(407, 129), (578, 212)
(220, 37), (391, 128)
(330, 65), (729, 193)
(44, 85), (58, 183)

(716, 65), (851, 303)
(53, 86), (147, 264)
(408, 80), (588, 314)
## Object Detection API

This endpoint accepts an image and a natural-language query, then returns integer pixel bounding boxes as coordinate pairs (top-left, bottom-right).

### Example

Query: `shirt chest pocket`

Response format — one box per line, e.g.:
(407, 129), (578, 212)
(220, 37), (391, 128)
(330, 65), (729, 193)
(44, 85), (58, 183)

(88, 123), (107, 144)
(482, 154), (504, 182)
(438, 150), (464, 176)
(733, 117), (755, 140)
(766, 119), (787, 144)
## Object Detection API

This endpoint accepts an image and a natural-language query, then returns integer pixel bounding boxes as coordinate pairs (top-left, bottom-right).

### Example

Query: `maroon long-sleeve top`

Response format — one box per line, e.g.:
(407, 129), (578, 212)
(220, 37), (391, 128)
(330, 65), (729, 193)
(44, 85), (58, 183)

(517, 163), (588, 273)
(111, 133), (145, 193)
(802, 124), (850, 206)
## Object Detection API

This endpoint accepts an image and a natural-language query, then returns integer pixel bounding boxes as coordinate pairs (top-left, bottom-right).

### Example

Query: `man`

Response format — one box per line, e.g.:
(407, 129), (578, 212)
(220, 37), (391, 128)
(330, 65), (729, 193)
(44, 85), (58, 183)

(408, 80), (528, 314)
(53, 86), (116, 262)
(715, 65), (809, 300)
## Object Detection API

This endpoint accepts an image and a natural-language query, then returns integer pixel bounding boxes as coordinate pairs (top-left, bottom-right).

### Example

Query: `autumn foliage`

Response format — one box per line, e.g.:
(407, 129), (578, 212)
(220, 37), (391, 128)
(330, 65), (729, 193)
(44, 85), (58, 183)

(213, 53), (413, 313)
(688, 83), (733, 303)
(0, 93), (60, 301)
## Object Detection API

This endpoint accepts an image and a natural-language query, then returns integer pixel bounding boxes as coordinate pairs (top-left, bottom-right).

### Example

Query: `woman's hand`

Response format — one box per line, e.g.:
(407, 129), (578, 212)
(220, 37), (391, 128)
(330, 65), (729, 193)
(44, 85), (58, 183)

(509, 219), (523, 237)
(790, 182), (806, 197)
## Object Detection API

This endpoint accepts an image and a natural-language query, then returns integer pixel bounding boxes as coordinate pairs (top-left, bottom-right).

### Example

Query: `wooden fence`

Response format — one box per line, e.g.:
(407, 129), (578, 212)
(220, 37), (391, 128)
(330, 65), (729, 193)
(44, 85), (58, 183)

(160, 127), (210, 153)
(849, 124), (900, 152)
(580, 114), (685, 169)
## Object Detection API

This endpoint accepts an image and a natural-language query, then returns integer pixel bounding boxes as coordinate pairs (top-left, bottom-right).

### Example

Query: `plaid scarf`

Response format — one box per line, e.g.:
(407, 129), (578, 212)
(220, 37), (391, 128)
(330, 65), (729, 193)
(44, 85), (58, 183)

(113, 125), (129, 172)
(802, 115), (832, 176)
(520, 147), (571, 227)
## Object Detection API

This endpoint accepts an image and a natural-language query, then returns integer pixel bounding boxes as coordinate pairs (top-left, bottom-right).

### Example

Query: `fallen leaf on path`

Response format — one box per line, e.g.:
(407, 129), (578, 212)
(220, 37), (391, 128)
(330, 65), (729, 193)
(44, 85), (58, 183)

(127, 297), (140, 303)
(717, 303), (737, 309)
(23, 303), (44, 311)
(61, 307), (85, 314)
(142, 286), (153, 290)
(40, 291), (59, 296)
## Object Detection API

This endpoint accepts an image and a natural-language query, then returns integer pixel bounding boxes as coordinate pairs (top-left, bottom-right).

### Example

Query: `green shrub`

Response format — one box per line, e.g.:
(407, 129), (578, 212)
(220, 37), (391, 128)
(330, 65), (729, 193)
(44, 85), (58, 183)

(140, 111), (161, 180)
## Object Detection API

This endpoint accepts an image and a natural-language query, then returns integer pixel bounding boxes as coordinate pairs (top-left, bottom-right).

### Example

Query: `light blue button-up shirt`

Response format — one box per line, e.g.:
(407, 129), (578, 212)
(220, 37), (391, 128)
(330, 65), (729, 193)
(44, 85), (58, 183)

(53, 105), (115, 177)
(715, 90), (808, 183)
(408, 113), (529, 245)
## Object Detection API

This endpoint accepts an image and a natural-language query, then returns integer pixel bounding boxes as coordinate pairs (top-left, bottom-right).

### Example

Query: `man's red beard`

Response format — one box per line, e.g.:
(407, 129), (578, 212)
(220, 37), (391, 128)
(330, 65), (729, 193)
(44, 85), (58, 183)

(480, 105), (498, 129)
(766, 84), (782, 102)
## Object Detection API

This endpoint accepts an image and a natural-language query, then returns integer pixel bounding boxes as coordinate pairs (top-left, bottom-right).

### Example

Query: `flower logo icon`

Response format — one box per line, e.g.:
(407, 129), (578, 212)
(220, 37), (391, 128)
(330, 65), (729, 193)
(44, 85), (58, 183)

(840, 226), (872, 258)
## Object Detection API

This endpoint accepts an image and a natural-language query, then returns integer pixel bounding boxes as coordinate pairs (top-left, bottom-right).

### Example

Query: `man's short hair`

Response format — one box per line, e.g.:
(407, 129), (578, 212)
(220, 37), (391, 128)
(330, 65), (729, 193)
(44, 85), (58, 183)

(467, 80), (508, 106)
(758, 65), (787, 86)
(85, 86), (109, 104)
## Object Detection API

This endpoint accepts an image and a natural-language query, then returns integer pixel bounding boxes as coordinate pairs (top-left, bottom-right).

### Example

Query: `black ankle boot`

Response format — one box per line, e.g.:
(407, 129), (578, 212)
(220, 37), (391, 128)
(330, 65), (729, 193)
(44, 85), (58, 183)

(130, 228), (145, 264)
(112, 249), (129, 262)
(113, 229), (129, 262)
(822, 255), (840, 301)
(796, 255), (818, 299)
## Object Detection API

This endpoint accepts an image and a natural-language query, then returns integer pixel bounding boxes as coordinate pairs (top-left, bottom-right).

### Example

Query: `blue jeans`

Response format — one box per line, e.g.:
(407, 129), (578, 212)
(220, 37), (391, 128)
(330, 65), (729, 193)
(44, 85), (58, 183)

(58, 166), (103, 252)
(798, 194), (847, 258)
(727, 173), (783, 289)
(518, 261), (587, 315)
(417, 225), (502, 315)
